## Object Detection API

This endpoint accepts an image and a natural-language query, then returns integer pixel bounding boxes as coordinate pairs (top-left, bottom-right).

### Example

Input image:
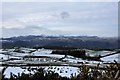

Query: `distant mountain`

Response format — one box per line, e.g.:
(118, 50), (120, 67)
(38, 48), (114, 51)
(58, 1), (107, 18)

(1, 35), (119, 49)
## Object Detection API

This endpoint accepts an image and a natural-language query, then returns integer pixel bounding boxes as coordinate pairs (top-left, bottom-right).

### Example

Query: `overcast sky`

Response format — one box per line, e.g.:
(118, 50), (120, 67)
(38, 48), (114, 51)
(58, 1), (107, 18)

(1, 2), (118, 38)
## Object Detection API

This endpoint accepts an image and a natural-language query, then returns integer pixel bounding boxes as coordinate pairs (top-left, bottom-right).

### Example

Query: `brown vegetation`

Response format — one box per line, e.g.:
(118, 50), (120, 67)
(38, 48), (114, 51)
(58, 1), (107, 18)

(2, 62), (120, 80)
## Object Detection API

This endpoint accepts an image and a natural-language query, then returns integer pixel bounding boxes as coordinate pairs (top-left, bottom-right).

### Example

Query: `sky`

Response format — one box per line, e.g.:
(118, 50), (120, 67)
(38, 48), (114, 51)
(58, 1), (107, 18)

(0, 2), (118, 38)
(1, 0), (119, 2)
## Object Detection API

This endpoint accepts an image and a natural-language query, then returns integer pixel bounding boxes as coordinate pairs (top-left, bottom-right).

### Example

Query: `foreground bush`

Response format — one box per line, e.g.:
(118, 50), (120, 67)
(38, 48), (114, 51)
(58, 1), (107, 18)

(2, 62), (120, 80)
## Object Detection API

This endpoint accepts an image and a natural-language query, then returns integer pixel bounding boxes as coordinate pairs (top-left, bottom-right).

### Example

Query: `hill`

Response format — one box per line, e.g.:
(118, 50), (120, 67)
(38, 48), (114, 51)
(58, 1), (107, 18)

(1, 35), (119, 49)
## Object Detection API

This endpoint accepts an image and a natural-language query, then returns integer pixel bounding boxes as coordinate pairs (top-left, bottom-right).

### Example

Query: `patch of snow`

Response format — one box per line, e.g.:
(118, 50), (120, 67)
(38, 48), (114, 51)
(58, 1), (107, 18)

(101, 53), (119, 63)
(9, 52), (30, 57)
(32, 49), (52, 55)
(86, 50), (114, 57)
(0, 50), (8, 54)
(44, 66), (80, 78)
(4, 67), (34, 78)
(0, 54), (8, 60)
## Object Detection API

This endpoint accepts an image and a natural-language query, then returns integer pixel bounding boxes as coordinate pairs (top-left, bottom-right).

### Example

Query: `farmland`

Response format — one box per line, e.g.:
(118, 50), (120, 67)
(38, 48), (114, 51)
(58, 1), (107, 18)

(0, 47), (119, 80)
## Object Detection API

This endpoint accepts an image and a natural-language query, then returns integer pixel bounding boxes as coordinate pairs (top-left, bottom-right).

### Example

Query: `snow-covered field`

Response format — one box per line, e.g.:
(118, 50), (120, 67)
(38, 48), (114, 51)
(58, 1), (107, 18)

(0, 48), (119, 78)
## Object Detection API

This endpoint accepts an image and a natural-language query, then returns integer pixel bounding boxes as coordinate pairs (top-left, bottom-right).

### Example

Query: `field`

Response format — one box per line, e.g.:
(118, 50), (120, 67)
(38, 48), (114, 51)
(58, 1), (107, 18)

(0, 48), (120, 80)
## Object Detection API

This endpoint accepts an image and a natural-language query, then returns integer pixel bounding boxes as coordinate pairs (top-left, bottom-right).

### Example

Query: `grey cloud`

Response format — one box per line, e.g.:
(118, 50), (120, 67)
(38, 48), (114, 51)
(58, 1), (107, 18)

(60, 12), (70, 19)
(2, 2), (117, 37)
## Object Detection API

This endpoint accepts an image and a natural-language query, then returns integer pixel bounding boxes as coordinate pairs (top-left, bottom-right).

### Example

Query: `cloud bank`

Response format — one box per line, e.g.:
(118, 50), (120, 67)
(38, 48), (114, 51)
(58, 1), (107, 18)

(1, 2), (118, 37)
